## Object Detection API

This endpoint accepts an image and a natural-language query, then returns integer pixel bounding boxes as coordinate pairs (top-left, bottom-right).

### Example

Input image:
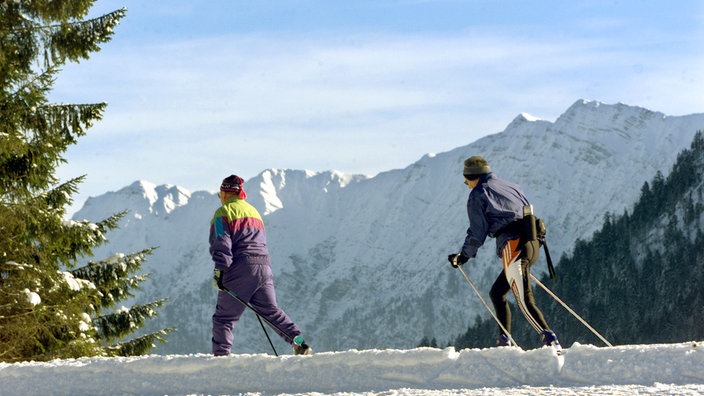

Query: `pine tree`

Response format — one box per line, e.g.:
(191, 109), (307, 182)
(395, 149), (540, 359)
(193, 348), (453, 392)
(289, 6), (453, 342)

(0, 1), (171, 362)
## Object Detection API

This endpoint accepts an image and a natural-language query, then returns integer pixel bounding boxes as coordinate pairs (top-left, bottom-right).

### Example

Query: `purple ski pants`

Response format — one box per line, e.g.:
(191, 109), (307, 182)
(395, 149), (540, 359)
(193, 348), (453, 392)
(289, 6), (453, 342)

(212, 256), (301, 356)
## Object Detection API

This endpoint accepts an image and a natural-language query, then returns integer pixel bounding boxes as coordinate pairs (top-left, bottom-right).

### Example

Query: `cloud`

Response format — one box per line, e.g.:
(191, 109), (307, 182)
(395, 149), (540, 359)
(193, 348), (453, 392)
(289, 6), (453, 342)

(52, 17), (704, 216)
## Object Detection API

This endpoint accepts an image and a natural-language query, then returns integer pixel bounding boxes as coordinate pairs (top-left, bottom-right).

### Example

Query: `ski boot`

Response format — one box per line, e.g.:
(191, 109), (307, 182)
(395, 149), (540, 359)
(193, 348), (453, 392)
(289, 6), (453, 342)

(541, 330), (561, 352)
(293, 342), (313, 355)
(497, 334), (514, 347)
(292, 335), (313, 355)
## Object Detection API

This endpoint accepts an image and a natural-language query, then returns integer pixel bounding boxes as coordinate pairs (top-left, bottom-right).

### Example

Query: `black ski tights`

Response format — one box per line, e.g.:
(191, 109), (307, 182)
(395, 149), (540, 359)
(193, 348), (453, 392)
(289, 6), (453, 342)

(489, 257), (550, 336)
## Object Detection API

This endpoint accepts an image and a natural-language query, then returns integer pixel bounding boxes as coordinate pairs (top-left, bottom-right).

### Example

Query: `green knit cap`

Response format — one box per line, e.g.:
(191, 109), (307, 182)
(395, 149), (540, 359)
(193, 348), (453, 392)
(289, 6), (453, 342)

(463, 156), (491, 177)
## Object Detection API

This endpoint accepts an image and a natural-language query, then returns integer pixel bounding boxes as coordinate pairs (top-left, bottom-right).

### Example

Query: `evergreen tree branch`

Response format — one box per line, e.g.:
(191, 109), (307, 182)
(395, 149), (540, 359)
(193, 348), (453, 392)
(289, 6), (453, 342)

(104, 328), (175, 357)
(95, 299), (169, 342)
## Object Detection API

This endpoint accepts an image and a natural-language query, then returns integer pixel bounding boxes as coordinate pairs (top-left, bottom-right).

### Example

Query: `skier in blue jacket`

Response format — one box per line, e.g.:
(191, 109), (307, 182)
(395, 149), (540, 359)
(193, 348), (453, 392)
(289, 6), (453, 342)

(210, 175), (312, 356)
(448, 156), (560, 349)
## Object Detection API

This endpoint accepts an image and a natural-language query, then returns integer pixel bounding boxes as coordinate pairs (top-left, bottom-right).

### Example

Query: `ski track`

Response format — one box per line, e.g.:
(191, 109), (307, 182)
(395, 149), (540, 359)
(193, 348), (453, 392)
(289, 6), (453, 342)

(0, 342), (702, 395)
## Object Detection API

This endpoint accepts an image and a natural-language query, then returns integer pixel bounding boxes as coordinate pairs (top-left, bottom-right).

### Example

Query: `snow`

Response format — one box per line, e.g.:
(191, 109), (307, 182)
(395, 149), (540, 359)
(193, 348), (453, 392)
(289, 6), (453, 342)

(520, 112), (541, 122)
(22, 288), (41, 306)
(1, 342), (702, 395)
(59, 270), (94, 291)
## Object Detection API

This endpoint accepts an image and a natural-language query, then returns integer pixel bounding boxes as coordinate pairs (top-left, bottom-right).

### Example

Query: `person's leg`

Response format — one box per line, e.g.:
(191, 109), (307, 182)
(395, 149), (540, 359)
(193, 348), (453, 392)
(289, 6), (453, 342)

(249, 264), (302, 343)
(520, 261), (550, 331)
(211, 264), (259, 356)
(489, 270), (512, 338)
(212, 290), (248, 356)
(502, 239), (543, 333)
(520, 240), (560, 348)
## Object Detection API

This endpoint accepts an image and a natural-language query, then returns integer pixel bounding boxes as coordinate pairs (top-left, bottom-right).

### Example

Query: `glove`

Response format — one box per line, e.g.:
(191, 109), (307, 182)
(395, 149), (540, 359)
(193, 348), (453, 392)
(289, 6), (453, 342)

(447, 253), (469, 268)
(213, 269), (225, 290)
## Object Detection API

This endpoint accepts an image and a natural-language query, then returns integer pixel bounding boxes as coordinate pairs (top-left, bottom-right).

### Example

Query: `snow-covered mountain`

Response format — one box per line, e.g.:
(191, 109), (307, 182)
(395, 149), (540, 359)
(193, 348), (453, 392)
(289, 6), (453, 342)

(73, 99), (704, 355)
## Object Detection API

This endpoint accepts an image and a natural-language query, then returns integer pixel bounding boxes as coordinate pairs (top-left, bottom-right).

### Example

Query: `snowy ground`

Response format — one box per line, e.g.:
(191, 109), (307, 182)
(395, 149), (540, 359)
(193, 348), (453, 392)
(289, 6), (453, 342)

(1, 342), (702, 396)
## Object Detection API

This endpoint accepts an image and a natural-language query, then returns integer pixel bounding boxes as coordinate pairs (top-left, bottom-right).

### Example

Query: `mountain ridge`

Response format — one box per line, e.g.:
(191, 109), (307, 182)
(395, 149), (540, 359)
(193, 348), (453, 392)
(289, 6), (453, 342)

(73, 99), (704, 354)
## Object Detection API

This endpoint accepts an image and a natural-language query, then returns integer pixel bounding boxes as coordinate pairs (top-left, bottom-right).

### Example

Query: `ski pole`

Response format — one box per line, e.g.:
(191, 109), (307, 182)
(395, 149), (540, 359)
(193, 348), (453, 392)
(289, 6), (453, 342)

(530, 274), (613, 347)
(456, 266), (520, 348)
(220, 286), (282, 355)
(255, 313), (278, 356)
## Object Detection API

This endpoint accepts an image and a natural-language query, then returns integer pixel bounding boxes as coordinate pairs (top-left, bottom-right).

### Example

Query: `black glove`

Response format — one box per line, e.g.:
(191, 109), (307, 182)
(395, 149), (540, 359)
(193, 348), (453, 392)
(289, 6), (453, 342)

(213, 269), (225, 290)
(447, 253), (469, 268)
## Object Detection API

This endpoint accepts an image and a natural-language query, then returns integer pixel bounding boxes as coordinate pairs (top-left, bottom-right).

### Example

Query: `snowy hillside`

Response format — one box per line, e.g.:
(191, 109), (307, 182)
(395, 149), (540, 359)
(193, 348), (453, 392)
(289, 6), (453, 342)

(1, 343), (702, 395)
(72, 99), (704, 355)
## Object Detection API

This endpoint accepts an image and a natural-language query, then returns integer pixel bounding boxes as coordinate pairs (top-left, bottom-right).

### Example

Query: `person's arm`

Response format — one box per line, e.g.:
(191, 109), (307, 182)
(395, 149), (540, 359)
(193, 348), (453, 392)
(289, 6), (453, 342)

(461, 193), (488, 259)
(209, 212), (233, 270)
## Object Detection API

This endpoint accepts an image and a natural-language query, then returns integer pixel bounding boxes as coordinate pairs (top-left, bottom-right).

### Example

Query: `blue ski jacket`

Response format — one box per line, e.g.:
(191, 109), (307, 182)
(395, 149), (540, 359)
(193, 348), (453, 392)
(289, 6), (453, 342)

(461, 173), (530, 259)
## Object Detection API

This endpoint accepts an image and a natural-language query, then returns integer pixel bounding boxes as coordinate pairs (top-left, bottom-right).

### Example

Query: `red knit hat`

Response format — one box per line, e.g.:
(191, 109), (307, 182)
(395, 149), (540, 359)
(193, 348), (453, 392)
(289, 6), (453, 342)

(220, 175), (247, 199)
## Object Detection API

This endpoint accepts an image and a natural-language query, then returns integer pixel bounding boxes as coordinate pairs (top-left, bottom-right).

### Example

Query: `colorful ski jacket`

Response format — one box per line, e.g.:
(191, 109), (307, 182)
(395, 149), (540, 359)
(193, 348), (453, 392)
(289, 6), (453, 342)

(209, 197), (269, 271)
(461, 173), (530, 259)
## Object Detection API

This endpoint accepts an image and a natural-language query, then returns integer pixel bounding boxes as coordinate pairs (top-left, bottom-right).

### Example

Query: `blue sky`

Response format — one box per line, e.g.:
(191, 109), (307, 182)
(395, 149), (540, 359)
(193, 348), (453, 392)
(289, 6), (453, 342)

(53, 0), (704, 215)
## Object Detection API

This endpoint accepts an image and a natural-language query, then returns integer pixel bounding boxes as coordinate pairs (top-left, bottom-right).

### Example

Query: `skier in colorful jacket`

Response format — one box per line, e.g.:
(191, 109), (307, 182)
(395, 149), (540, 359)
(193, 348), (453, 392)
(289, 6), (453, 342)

(448, 156), (560, 350)
(210, 175), (312, 356)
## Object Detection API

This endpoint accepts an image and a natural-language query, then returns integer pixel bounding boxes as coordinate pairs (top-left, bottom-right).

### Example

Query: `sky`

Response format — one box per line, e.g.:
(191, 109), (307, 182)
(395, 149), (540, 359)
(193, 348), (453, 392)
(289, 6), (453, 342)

(52, 0), (704, 215)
